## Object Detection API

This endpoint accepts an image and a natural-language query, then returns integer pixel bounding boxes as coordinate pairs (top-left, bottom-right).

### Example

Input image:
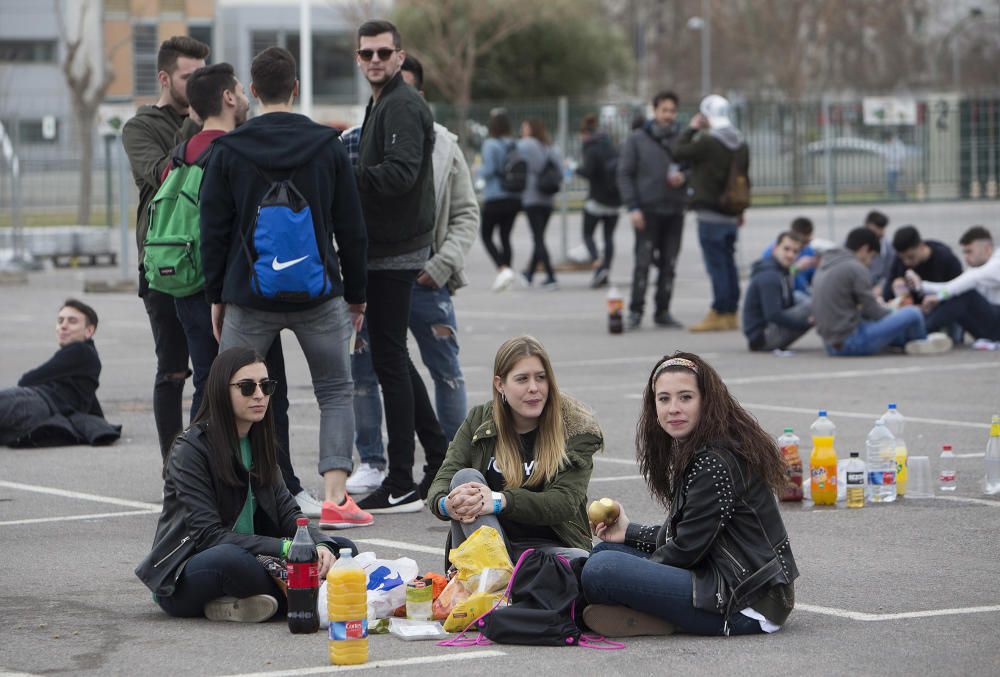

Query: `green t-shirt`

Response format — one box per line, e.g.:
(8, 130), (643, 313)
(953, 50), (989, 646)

(233, 437), (256, 535)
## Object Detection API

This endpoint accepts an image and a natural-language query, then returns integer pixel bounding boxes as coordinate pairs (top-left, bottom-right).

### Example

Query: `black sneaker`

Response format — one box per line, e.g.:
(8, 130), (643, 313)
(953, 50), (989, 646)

(626, 313), (642, 330)
(356, 483), (424, 514)
(590, 268), (609, 289)
(653, 312), (684, 329)
(417, 472), (436, 500)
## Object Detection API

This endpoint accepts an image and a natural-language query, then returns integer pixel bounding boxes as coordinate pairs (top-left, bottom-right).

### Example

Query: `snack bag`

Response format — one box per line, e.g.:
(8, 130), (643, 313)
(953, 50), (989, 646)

(449, 526), (513, 584)
(433, 575), (469, 621)
(443, 591), (501, 632)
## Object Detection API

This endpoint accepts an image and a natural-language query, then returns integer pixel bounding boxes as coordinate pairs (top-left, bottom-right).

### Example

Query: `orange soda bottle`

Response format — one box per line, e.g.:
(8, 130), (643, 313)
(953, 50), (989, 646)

(327, 550), (368, 666)
(810, 410), (838, 505)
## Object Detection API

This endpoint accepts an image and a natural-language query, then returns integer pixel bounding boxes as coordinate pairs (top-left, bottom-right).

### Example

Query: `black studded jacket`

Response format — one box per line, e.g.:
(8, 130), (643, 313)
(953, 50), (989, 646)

(625, 446), (798, 628)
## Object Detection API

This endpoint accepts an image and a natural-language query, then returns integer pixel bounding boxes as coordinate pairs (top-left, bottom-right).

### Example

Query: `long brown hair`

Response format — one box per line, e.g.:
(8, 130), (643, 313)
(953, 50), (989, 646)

(636, 351), (786, 506)
(491, 335), (566, 488)
(524, 118), (551, 145)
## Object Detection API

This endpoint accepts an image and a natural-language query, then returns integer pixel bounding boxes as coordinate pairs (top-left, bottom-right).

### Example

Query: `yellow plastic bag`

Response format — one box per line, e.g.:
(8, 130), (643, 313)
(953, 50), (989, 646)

(443, 591), (502, 632)
(449, 526), (513, 584)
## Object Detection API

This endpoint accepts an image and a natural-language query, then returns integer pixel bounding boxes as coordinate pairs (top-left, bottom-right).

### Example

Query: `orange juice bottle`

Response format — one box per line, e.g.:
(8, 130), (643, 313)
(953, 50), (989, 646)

(327, 551), (368, 666)
(810, 411), (838, 505)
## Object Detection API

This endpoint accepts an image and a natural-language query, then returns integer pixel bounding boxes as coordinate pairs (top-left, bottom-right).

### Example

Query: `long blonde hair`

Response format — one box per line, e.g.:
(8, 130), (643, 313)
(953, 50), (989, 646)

(491, 336), (566, 489)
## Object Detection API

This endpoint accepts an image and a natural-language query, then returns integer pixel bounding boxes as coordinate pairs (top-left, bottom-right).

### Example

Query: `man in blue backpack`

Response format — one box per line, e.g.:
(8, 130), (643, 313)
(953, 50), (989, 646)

(200, 47), (372, 529)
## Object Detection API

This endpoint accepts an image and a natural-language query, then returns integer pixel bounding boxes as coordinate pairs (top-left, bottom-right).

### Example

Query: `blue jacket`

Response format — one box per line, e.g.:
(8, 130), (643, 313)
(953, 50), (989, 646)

(761, 242), (816, 293)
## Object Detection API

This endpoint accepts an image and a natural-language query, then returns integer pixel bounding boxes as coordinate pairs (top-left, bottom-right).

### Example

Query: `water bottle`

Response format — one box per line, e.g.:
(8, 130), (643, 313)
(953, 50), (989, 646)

(880, 403), (909, 496)
(777, 428), (803, 501)
(286, 517), (320, 634)
(865, 419), (897, 503)
(846, 452), (866, 509)
(809, 411), (837, 505)
(939, 444), (957, 492)
(607, 285), (624, 334)
(985, 415), (1000, 495)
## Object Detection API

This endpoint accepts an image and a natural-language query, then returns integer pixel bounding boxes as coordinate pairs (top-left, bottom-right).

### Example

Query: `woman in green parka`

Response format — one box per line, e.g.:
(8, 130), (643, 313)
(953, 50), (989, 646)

(427, 335), (602, 560)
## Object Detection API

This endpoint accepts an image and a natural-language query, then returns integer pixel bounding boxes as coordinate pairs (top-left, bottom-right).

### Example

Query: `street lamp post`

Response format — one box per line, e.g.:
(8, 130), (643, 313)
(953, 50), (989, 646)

(687, 0), (711, 97)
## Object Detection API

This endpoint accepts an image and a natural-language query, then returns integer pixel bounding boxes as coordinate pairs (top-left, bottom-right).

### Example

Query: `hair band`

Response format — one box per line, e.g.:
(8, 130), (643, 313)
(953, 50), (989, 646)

(652, 357), (698, 384)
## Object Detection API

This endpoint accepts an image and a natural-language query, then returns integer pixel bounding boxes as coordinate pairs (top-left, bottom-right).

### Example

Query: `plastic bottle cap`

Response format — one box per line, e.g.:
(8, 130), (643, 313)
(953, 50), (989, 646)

(850, 452), (859, 457)
(783, 427), (793, 433)
(818, 410), (827, 416)
(888, 403), (897, 409)
(296, 517), (309, 526)
(943, 444), (952, 451)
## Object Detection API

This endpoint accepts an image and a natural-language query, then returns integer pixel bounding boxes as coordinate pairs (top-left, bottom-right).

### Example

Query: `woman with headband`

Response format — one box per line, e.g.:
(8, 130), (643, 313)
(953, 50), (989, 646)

(581, 352), (798, 637)
(427, 335), (602, 560)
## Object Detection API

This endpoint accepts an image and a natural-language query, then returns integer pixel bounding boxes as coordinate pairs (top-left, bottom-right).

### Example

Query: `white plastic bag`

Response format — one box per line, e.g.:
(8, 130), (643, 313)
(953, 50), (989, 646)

(318, 552), (419, 626)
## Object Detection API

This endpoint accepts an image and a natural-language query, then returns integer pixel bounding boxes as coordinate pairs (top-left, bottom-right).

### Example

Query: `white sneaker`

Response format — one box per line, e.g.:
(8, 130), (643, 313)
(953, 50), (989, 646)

(905, 332), (953, 355)
(347, 463), (386, 494)
(294, 489), (323, 517)
(492, 268), (515, 292)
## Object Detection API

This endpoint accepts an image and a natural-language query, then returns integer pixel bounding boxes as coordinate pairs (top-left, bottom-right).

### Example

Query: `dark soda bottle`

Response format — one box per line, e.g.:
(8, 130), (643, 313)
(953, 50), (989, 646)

(287, 516), (320, 633)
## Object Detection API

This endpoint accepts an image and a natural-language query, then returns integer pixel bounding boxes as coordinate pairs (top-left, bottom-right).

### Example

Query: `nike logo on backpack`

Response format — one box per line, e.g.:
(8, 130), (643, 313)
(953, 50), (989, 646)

(271, 255), (309, 271)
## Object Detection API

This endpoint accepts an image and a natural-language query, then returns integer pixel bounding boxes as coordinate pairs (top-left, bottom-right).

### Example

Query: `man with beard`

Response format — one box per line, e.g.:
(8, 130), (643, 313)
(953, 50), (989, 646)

(352, 20), (439, 513)
(122, 36), (208, 460)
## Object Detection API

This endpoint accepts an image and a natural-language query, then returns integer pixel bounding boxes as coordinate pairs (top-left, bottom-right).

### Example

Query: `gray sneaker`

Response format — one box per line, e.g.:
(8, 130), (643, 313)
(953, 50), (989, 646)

(582, 604), (675, 637)
(204, 595), (278, 623)
(293, 489), (323, 518)
(905, 332), (953, 355)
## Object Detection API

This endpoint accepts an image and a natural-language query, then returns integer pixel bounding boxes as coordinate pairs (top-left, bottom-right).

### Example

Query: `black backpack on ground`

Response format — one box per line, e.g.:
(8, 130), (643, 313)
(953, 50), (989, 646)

(500, 140), (528, 193)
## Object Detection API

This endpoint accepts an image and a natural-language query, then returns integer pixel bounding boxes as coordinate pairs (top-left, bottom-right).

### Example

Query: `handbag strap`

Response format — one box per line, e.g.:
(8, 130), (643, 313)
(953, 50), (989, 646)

(578, 634), (626, 650)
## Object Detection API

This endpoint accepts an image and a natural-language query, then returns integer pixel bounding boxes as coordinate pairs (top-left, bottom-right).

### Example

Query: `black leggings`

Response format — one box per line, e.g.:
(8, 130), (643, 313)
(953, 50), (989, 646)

(582, 211), (619, 272)
(481, 198), (521, 269)
(524, 205), (555, 283)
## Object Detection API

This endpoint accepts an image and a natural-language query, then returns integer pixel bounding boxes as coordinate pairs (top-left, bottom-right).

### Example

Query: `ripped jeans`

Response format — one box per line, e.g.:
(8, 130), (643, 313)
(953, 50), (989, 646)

(351, 282), (461, 473)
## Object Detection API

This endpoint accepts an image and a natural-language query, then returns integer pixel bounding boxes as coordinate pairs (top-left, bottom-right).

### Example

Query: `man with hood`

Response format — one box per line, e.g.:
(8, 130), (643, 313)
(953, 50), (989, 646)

(672, 94), (749, 333)
(742, 231), (814, 352)
(122, 35), (208, 460)
(199, 46), (371, 529)
(616, 91), (687, 329)
(811, 228), (952, 357)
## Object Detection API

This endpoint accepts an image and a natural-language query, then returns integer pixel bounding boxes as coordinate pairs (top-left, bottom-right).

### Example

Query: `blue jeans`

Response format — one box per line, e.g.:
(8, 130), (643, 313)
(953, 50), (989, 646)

(826, 306), (927, 356)
(352, 281), (465, 468)
(698, 219), (740, 313)
(221, 299), (354, 475)
(156, 544), (285, 618)
(0, 387), (52, 446)
(581, 544), (763, 636)
(174, 293), (302, 495)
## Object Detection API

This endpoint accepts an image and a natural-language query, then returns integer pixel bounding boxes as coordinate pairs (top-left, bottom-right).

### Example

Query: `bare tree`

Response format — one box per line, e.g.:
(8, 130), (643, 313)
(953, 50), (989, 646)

(55, 0), (125, 225)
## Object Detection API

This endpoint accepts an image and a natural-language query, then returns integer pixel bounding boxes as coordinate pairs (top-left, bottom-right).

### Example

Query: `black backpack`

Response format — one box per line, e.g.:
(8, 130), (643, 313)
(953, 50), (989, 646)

(438, 549), (624, 650)
(500, 141), (528, 193)
(536, 152), (564, 195)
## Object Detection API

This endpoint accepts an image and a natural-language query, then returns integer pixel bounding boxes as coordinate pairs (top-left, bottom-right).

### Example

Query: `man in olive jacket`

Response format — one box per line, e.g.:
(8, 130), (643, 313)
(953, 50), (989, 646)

(353, 20), (439, 514)
(121, 35), (207, 459)
(426, 395), (603, 555)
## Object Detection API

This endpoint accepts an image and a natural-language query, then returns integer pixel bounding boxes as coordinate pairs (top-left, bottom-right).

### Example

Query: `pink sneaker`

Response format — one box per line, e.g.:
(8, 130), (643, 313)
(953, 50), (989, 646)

(318, 494), (373, 529)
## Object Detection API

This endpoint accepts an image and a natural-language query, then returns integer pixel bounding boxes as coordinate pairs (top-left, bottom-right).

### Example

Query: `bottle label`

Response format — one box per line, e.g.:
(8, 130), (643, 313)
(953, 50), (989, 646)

(287, 562), (319, 589)
(867, 470), (896, 486)
(811, 466), (835, 487)
(939, 471), (956, 482)
(329, 619), (368, 641)
(846, 471), (865, 485)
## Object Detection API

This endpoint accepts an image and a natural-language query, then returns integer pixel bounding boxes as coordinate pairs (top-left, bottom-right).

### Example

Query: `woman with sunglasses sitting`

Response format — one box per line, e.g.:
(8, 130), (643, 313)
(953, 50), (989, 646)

(426, 335), (602, 561)
(136, 347), (357, 622)
(580, 352), (798, 637)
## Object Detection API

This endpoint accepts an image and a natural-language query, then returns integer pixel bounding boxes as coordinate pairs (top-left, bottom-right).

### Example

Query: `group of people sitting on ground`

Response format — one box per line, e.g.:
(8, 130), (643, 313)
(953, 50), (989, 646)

(742, 210), (999, 356)
(135, 335), (798, 639)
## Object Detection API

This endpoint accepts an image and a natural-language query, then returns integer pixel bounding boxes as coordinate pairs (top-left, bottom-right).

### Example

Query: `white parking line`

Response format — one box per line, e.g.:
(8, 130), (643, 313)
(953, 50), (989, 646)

(352, 538), (445, 555)
(0, 480), (161, 510)
(797, 602), (1000, 621)
(0, 509), (159, 527)
(220, 649), (506, 676)
(739, 402), (990, 430)
(594, 456), (638, 466)
(589, 475), (643, 483)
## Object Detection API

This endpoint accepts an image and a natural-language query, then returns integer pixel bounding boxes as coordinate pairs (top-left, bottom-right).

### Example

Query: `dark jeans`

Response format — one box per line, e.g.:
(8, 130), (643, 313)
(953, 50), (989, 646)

(142, 289), (190, 460)
(156, 544), (285, 618)
(367, 268), (430, 492)
(630, 211), (684, 316)
(582, 210), (619, 272)
(523, 205), (555, 283)
(173, 294), (302, 495)
(698, 219), (740, 313)
(0, 387), (52, 445)
(581, 543), (763, 636)
(926, 290), (1000, 341)
(754, 302), (813, 351)
(481, 198), (521, 268)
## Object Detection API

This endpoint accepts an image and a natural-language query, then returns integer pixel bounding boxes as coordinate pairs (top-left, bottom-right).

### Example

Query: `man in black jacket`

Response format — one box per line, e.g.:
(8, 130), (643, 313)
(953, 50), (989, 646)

(199, 47), (370, 530)
(353, 20), (439, 513)
(742, 232), (814, 352)
(0, 299), (108, 445)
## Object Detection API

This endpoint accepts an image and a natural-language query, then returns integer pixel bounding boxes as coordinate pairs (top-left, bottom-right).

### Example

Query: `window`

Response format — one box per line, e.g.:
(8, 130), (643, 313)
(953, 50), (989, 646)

(7, 118), (59, 144)
(133, 24), (159, 96)
(189, 25), (213, 62)
(251, 31), (280, 59)
(286, 32), (357, 103)
(0, 40), (57, 64)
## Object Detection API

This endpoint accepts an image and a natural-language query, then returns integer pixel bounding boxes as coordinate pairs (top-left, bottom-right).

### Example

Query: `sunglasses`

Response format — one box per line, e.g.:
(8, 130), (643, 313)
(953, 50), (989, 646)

(230, 379), (278, 397)
(357, 47), (398, 62)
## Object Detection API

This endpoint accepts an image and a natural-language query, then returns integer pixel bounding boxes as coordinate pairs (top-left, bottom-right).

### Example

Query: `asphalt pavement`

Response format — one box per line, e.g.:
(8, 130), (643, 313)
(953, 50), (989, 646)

(1, 200), (999, 676)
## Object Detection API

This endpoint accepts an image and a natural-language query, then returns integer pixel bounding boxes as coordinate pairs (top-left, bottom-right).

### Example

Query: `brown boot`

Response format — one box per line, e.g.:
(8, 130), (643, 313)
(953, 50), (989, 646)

(723, 312), (740, 330)
(689, 309), (728, 332)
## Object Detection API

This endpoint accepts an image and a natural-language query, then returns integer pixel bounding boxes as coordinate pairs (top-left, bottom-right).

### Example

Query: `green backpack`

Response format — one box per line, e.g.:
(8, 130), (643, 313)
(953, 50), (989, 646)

(143, 141), (211, 297)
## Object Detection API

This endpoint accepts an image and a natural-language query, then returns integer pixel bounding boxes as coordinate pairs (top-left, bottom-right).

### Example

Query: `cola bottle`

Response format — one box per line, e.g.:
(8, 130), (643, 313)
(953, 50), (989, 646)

(286, 516), (320, 633)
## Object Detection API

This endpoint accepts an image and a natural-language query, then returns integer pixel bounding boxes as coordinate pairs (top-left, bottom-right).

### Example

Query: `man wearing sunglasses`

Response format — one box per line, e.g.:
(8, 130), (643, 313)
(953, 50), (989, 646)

(352, 20), (438, 514)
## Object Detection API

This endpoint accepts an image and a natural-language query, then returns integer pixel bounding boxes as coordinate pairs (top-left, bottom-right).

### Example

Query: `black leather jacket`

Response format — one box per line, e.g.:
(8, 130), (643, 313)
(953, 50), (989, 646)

(629, 447), (798, 628)
(135, 424), (356, 597)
